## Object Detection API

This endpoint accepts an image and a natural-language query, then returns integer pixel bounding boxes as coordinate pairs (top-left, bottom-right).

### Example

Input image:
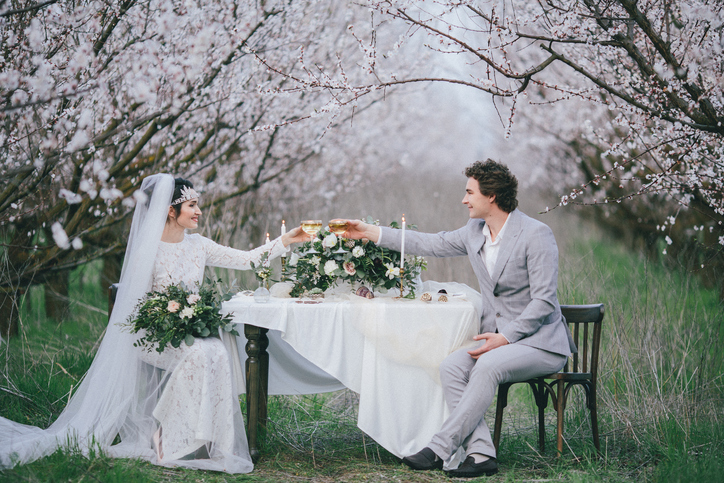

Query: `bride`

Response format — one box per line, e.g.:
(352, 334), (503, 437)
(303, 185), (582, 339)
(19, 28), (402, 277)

(0, 174), (308, 473)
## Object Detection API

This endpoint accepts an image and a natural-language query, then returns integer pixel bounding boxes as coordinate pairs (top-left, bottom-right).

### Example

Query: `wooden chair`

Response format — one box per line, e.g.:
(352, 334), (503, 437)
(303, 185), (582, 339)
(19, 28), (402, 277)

(492, 303), (604, 454)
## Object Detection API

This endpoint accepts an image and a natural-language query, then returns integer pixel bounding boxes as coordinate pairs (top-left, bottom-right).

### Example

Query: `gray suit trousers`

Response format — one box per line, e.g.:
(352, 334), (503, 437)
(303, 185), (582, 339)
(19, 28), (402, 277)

(428, 344), (567, 460)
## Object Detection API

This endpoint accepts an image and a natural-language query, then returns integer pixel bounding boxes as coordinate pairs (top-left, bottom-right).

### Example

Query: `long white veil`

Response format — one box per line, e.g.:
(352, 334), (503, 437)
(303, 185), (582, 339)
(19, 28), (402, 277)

(1, 174), (252, 473)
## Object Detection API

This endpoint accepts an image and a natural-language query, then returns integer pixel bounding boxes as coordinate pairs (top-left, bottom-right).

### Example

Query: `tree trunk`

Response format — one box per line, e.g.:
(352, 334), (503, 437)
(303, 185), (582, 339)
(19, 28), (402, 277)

(101, 253), (123, 294)
(44, 271), (70, 322)
(0, 288), (21, 338)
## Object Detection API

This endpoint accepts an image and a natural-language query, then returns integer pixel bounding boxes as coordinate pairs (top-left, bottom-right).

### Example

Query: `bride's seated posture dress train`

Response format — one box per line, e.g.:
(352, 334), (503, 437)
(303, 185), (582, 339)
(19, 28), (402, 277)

(0, 174), (304, 473)
(140, 232), (286, 464)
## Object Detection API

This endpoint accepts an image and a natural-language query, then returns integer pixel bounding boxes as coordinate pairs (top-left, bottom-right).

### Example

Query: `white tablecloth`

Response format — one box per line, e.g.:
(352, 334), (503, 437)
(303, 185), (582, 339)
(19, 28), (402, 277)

(222, 281), (481, 458)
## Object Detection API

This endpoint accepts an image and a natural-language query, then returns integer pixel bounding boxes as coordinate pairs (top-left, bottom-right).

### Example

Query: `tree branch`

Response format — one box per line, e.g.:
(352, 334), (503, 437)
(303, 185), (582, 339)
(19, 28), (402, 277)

(0, 0), (57, 17)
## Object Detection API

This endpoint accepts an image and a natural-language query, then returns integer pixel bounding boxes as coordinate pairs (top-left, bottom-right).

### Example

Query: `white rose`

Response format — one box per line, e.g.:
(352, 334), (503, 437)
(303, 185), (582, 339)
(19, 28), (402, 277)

(289, 252), (300, 267)
(187, 294), (201, 305)
(180, 307), (194, 319)
(310, 256), (321, 267)
(322, 233), (338, 248)
(352, 246), (365, 258)
(324, 260), (339, 276)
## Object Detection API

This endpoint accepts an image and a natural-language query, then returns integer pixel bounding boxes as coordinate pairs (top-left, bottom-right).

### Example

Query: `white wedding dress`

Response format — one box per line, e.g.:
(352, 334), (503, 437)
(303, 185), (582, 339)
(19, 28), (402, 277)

(138, 234), (286, 462)
(0, 174), (283, 474)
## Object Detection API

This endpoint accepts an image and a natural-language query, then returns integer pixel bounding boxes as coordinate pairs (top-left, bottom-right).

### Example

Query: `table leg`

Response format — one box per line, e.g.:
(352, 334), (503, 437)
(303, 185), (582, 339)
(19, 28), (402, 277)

(244, 324), (269, 462)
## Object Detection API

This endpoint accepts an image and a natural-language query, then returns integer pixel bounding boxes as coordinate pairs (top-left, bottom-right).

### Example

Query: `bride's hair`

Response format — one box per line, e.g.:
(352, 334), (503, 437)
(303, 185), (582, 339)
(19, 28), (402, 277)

(171, 177), (194, 216)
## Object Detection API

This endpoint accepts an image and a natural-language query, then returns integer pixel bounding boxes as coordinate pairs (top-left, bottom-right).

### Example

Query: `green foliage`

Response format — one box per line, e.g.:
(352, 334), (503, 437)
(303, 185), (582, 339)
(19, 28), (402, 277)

(126, 279), (239, 353)
(1, 237), (723, 481)
(652, 418), (724, 483)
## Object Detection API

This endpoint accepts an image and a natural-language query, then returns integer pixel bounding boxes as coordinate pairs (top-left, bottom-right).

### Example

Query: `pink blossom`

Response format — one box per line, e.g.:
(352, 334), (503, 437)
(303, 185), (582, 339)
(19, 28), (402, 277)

(167, 300), (180, 313)
(187, 294), (201, 305)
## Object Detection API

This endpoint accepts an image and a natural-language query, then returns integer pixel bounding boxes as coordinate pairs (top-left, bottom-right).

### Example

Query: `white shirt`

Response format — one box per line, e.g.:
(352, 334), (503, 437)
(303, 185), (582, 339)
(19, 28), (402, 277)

(481, 214), (510, 277)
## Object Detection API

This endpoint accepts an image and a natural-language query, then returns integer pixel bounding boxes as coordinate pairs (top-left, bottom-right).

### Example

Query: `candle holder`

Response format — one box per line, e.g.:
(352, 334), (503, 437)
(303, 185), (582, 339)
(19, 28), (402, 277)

(395, 268), (405, 299)
(280, 256), (287, 280)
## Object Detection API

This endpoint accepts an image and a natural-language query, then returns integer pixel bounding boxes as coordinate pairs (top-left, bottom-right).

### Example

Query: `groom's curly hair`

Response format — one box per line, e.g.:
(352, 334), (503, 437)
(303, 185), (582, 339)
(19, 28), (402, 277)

(464, 159), (518, 213)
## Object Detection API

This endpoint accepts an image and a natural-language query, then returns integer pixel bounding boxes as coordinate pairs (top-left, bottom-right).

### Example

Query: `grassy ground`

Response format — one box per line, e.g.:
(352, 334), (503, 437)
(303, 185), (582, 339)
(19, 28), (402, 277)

(1, 236), (723, 482)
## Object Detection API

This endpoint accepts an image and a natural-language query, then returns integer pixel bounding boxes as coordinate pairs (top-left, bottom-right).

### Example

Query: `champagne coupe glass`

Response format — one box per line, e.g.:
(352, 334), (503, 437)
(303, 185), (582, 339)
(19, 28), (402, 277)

(328, 219), (349, 254)
(300, 219), (323, 253)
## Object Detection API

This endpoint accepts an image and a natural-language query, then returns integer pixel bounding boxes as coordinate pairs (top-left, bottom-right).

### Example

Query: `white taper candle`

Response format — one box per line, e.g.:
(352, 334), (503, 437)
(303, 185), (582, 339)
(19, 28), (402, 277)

(281, 220), (287, 257)
(400, 214), (406, 270)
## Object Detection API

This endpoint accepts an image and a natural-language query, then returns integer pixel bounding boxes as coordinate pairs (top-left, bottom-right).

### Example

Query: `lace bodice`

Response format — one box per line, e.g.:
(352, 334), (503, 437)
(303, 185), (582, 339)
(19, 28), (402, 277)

(151, 233), (287, 292)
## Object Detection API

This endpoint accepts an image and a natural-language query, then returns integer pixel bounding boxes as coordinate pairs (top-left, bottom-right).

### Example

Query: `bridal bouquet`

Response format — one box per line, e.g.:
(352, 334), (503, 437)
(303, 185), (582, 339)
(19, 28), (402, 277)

(127, 279), (238, 353)
(283, 217), (427, 298)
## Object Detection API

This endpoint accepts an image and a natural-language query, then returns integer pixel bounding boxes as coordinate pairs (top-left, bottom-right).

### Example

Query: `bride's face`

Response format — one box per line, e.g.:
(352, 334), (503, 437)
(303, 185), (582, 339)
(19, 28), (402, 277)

(172, 199), (201, 229)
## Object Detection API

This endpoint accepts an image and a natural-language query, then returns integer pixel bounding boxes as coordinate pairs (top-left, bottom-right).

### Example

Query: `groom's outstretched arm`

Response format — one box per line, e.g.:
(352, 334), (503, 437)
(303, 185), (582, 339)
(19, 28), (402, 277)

(344, 219), (469, 258)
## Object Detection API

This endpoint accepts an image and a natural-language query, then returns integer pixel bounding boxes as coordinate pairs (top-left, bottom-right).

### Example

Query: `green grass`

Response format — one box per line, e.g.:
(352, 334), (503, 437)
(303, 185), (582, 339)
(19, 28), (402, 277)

(1, 238), (723, 482)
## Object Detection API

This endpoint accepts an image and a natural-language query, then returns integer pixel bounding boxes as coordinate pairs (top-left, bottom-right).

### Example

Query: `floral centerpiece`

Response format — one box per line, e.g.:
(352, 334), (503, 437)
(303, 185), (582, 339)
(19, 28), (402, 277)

(283, 217), (427, 298)
(126, 279), (238, 353)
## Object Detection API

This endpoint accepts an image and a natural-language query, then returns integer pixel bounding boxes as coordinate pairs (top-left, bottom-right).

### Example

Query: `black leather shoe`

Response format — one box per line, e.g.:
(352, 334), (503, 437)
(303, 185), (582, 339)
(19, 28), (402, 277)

(401, 447), (443, 471)
(446, 456), (498, 478)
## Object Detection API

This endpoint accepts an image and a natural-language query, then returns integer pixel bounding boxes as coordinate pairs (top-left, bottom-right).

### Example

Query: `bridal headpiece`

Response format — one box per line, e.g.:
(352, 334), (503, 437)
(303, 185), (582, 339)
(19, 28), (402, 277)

(171, 186), (199, 206)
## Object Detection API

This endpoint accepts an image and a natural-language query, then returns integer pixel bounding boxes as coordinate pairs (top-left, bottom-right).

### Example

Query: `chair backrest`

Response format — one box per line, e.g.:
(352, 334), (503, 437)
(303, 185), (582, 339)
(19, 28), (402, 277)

(560, 304), (605, 381)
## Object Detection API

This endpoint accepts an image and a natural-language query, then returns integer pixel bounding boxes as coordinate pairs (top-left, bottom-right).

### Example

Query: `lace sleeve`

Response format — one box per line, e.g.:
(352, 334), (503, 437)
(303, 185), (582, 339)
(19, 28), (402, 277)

(201, 235), (288, 270)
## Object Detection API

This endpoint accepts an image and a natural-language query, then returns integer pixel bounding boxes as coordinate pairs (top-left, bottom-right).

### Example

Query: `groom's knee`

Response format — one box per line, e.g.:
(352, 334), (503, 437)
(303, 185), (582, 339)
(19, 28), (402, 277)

(468, 357), (506, 388)
(439, 350), (474, 387)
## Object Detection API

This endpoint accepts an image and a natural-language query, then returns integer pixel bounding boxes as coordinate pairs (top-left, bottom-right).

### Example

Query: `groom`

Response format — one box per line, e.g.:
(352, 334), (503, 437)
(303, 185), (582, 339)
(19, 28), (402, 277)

(344, 159), (575, 477)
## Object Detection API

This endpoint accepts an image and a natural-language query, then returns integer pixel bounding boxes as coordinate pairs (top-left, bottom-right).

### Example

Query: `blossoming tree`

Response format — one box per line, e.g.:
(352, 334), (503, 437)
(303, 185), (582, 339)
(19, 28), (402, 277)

(257, 0), (723, 294)
(0, 0), (392, 334)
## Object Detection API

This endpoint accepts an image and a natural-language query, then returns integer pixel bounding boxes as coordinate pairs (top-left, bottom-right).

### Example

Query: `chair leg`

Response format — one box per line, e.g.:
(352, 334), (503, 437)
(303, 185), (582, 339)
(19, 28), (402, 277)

(493, 383), (511, 453)
(535, 384), (547, 452)
(590, 386), (601, 453)
(556, 380), (565, 455)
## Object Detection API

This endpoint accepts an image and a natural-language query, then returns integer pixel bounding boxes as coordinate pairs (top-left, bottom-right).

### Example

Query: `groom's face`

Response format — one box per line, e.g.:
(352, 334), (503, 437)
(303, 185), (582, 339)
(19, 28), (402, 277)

(462, 178), (495, 219)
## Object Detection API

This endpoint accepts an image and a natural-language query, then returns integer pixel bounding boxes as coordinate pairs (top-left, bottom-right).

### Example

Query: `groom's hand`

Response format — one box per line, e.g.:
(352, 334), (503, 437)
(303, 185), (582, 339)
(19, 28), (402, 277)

(343, 219), (381, 243)
(468, 332), (509, 359)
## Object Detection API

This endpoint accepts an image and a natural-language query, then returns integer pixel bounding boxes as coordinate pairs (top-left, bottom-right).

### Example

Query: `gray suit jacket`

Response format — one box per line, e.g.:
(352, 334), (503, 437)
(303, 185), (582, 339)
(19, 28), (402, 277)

(379, 209), (575, 357)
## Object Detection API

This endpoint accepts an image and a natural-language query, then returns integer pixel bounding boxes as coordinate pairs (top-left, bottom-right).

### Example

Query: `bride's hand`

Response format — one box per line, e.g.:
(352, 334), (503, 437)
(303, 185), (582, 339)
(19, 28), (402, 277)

(281, 226), (311, 247)
(343, 219), (381, 243)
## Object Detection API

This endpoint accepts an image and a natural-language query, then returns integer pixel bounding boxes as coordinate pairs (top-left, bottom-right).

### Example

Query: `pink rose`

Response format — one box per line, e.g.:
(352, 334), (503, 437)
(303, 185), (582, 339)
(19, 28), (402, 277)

(187, 294), (201, 305)
(167, 300), (180, 313)
(343, 261), (356, 276)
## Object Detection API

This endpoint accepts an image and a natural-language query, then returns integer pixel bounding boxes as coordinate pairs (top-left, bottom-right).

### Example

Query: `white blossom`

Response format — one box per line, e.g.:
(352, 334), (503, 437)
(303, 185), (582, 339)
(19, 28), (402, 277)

(385, 263), (400, 279)
(59, 189), (82, 204)
(51, 222), (70, 250)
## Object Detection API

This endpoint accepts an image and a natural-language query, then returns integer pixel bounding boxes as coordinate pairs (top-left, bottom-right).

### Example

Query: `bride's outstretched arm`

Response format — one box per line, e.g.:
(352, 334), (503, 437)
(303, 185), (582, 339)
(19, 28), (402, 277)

(203, 227), (310, 270)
